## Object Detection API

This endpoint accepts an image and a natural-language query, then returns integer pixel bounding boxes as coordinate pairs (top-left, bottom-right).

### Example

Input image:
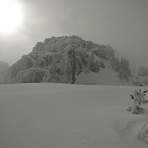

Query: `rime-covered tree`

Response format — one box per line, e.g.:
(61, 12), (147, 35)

(67, 43), (77, 84)
(127, 89), (148, 114)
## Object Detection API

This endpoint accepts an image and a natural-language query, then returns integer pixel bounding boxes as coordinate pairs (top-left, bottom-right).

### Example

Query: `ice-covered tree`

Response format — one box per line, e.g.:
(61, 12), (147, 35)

(127, 89), (148, 114)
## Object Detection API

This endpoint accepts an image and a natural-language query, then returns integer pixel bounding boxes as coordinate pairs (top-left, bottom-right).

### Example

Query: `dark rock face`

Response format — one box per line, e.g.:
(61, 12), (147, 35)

(8, 36), (132, 84)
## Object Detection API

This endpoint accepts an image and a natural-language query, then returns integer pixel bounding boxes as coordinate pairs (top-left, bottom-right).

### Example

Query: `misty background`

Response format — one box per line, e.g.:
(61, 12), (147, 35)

(0, 0), (147, 70)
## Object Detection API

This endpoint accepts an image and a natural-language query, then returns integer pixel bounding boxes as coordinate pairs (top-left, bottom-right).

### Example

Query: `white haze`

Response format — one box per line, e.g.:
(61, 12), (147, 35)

(0, 0), (147, 70)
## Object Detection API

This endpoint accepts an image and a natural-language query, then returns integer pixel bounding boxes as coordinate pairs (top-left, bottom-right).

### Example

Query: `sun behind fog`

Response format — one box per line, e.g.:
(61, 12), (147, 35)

(0, 0), (23, 35)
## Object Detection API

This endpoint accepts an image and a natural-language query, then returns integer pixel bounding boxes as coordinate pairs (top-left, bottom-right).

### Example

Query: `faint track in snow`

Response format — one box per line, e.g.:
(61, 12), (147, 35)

(115, 116), (148, 148)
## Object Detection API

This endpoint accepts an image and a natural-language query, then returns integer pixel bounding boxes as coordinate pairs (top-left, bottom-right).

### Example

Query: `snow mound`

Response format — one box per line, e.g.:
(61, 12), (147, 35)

(116, 117), (148, 147)
(138, 121), (148, 144)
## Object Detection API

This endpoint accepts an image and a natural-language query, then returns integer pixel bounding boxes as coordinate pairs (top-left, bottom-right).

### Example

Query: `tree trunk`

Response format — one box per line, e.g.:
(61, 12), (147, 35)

(71, 48), (76, 84)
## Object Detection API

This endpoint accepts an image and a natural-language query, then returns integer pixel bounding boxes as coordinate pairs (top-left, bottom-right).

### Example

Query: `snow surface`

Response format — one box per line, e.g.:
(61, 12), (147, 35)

(0, 83), (148, 148)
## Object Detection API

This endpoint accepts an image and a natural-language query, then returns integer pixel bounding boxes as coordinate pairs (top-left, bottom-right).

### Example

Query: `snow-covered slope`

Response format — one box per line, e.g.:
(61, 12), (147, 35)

(137, 67), (148, 85)
(76, 62), (132, 85)
(0, 83), (148, 148)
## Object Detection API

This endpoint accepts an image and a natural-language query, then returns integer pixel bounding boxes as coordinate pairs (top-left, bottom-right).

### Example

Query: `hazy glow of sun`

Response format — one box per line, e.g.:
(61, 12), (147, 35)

(0, 0), (23, 35)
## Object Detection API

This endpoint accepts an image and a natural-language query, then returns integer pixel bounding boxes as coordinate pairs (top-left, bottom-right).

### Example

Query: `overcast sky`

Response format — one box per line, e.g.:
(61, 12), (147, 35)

(0, 0), (148, 69)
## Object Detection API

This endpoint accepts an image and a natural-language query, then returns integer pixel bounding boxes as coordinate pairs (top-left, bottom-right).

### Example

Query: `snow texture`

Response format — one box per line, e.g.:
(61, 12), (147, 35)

(0, 83), (148, 148)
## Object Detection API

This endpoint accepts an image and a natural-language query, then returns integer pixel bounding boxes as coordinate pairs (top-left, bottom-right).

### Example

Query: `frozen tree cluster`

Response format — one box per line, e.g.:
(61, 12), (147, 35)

(7, 36), (132, 84)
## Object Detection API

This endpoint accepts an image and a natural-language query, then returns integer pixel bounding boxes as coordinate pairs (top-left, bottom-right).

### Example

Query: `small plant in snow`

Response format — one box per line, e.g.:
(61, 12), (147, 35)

(127, 89), (148, 114)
